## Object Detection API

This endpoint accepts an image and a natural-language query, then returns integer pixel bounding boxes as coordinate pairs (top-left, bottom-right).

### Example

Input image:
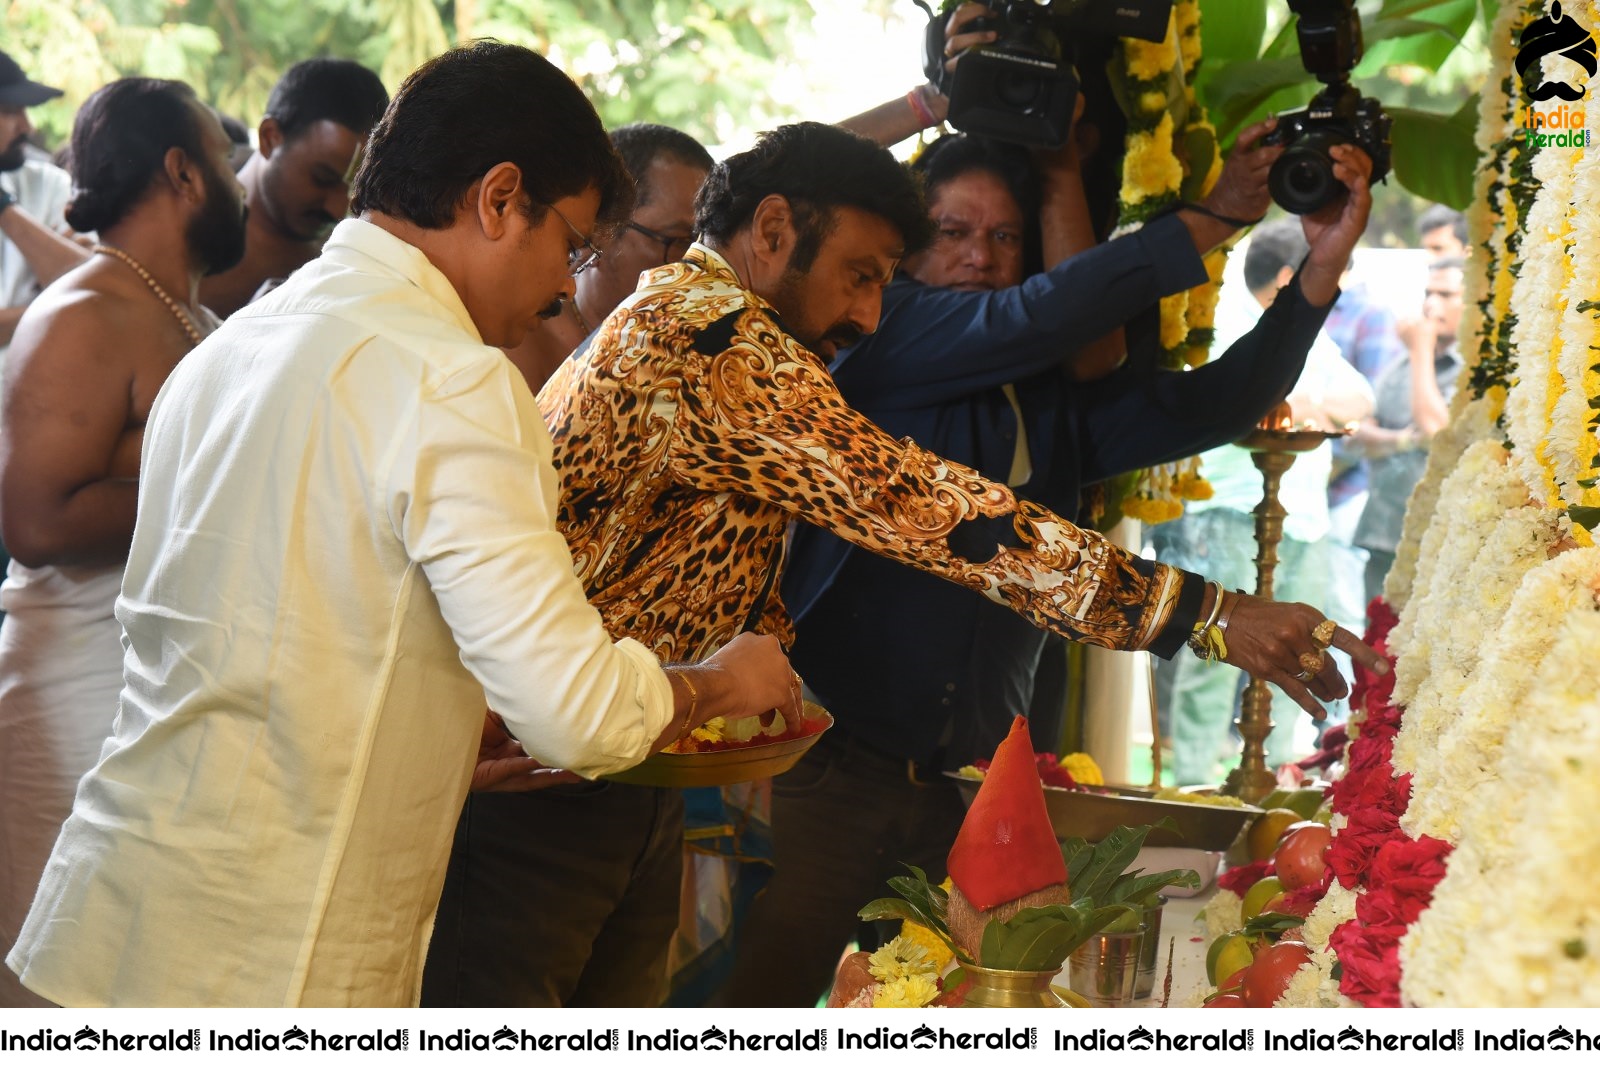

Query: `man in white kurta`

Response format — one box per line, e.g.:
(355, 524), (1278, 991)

(3, 216), (678, 1007)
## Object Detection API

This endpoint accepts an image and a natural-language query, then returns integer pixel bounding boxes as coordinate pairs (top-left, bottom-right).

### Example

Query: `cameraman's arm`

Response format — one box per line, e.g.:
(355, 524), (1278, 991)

(838, 86), (947, 149)
(1074, 275), (1333, 480)
(1035, 137), (1126, 379)
(832, 212), (1206, 408)
(837, 3), (993, 148)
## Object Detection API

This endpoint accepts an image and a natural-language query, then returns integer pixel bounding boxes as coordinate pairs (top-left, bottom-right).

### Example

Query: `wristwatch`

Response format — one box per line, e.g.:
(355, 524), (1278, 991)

(0, 188), (14, 217)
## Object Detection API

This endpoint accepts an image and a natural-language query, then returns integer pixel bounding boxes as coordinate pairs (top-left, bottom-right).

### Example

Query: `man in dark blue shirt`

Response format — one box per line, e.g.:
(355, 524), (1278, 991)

(719, 122), (1375, 1006)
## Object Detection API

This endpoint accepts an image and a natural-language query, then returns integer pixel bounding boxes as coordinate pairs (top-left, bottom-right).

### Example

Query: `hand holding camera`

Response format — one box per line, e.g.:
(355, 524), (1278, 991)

(1296, 142), (1374, 307)
(1261, 0), (1392, 215)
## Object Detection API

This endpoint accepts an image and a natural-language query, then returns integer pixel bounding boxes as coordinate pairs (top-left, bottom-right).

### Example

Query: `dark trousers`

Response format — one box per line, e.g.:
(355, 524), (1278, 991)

(420, 781), (682, 1007)
(716, 731), (969, 1007)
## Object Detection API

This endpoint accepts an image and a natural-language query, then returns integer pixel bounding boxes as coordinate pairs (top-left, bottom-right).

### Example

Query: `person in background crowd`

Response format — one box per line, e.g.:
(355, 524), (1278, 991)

(198, 58), (388, 318)
(425, 119), (1383, 1010)
(1153, 221), (1373, 785)
(1353, 256), (1465, 603)
(1322, 254), (1405, 634)
(217, 112), (254, 173)
(505, 122), (711, 390)
(0, 76), (248, 1007)
(1418, 203), (1468, 262)
(5, 43), (795, 1009)
(0, 52), (87, 361)
(720, 116), (1375, 1004)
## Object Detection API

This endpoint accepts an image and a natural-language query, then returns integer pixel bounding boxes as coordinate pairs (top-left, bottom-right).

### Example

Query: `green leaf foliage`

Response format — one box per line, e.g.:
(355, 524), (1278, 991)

(979, 901), (1135, 972)
(1389, 99), (1482, 210)
(1, 0), (820, 148)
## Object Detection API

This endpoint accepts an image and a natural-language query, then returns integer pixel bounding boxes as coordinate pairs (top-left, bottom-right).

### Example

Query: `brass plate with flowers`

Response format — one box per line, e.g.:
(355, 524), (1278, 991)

(603, 702), (832, 788)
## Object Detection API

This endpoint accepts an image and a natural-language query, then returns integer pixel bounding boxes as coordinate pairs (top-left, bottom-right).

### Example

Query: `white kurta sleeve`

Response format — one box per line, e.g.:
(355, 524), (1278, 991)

(388, 357), (674, 778)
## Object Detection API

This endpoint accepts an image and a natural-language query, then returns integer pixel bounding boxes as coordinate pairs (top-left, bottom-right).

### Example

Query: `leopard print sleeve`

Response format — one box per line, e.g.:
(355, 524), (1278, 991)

(669, 304), (1200, 655)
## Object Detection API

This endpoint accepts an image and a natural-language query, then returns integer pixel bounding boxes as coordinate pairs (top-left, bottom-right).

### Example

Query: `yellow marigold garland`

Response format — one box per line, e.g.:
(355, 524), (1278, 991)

(1111, 0), (1227, 523)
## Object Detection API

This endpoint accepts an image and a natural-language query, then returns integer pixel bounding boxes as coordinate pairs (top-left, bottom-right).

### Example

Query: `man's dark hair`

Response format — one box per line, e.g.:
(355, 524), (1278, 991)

(610, 123), (713, 205)
(265, 58), (389, 142)
(1243, 219), (1309, 292)
(64, 78), (208, 234)
(1429, 255), (1467, 274)
(351, 41), (633, 232)
(694, 122), (934, 271)
(912, 133), (1039, 218)
(911, 133), (1042, 275)
(1417, 203), (1467, 246)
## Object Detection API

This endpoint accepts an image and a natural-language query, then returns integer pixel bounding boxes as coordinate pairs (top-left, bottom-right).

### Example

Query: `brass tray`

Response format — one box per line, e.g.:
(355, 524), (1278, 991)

(604, 703), (833, 788)
(947, 774), (1259, 851)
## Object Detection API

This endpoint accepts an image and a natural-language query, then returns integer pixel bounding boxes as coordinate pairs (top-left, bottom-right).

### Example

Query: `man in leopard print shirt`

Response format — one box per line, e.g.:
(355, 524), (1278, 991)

(422, 123), (1383, 1007)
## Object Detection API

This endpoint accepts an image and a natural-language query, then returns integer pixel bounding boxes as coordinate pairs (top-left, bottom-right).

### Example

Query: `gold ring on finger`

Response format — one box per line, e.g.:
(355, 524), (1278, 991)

(1293, 668), (1315, 683)
(1298, 651), (1325, 676)
(1311, 618), (1337, 648)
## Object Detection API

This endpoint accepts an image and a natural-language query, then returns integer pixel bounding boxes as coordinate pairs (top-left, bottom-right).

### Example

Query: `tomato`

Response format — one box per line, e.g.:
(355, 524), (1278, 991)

(1241, 940), (1312, 1007)
(1274, 824), (1332, 890)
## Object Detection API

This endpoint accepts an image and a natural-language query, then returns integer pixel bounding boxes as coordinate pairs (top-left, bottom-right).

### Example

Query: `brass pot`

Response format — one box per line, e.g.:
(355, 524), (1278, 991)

(958, 964), (1088, 1008)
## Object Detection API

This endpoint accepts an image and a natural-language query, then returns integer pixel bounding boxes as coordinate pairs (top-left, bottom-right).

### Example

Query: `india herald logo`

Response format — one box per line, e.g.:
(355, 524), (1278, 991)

(1519, 1), (1597, 101)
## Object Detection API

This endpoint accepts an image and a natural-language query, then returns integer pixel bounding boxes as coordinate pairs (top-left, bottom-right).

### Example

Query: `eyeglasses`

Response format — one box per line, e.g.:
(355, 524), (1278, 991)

(543, 200), (603, 276)
(626, 220), (695, 265)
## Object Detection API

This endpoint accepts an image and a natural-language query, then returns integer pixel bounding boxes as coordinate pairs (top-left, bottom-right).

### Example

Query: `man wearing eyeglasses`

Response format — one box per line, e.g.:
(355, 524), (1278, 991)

(506, 123), (712, 390)
(4, 43), (796, 1008)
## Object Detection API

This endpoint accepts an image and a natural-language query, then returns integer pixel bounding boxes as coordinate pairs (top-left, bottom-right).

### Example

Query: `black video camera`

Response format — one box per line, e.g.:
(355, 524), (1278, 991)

(1261, 0), (1392, 214)
(920, 0), (1172, 149)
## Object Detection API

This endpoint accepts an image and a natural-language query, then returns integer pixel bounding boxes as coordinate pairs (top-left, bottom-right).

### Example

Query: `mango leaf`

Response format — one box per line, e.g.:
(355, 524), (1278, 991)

(1062, 819), (1179, 905)
(867, 863), (970, 963)
(1390, 99), (1482, 210)
(858, 897), (924, 925)
(979, 901), (1134, 972)
(1242, 911), (1307, 940)
(1061, 836), (1095, 885)
(1106, 867), (1203, 906)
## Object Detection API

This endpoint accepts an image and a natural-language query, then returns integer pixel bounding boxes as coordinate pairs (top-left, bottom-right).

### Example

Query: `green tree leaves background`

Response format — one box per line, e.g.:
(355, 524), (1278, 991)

(1, 0), (830, 147)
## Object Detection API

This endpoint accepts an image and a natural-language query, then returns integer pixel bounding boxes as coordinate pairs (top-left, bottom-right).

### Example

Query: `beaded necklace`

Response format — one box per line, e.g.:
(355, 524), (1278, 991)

(93, 243), (206, 346)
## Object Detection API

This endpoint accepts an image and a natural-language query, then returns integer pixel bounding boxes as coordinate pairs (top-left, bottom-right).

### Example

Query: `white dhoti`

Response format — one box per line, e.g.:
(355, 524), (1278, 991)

(0, 563), (122, 1007)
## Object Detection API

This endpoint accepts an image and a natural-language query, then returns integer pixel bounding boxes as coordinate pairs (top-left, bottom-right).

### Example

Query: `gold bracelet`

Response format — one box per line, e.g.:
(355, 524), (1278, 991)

(671, 667), (700, 724)
(1187, 581), (1229, 662)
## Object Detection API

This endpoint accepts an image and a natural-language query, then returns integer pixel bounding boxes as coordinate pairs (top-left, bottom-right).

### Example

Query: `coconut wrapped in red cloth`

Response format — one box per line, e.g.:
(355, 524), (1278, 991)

(945, 715), (1070, 955)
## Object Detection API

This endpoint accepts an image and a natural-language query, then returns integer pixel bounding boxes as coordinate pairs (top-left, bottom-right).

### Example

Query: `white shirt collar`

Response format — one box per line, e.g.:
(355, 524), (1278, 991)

(321, 217), (483, 344)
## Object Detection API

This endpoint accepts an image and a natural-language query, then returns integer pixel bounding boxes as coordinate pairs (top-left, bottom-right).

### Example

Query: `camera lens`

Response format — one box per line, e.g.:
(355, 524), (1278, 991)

(1268, 129), (1350, 215)
(995, 70), (1046, 110)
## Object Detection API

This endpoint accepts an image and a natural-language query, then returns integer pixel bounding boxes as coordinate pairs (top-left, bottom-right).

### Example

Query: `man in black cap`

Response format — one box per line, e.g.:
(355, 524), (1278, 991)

(0, 51), (87, 362)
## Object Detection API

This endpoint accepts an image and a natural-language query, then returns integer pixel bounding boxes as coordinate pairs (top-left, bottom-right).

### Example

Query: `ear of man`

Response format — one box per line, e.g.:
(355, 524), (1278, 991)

(163, 146), (205, 206)
(257, 116), (284, 160)
(474, 162), (525, 240)
(749, 193), (800, 282)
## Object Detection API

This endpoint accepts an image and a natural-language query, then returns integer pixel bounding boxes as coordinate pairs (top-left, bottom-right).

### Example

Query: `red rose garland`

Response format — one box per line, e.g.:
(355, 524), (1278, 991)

(1318, 598), (1454, 1006)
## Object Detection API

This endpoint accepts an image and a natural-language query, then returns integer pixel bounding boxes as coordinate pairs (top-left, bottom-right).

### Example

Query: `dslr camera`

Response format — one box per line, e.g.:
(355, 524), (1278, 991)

(1262, 0), (1392, 214)
(921, 0), (1172, 149)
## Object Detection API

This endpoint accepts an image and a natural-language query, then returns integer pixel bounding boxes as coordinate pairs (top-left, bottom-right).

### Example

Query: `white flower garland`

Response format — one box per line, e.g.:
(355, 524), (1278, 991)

(1549, 50), (1600, 524)
(1387, 440), (1527, 712)
(1398, 501), (1559, 833)
(1383, 392), (1503, 614)
(1402, 550), (1600, 1005)
(1202, 889), (1242, 943)
(1501, 106), (1575, 504)
(1276, 946), (1357, 1009)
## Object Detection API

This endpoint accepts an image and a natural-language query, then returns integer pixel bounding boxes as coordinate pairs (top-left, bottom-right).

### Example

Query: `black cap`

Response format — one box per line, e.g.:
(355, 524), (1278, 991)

(0, 51), (63, 109)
